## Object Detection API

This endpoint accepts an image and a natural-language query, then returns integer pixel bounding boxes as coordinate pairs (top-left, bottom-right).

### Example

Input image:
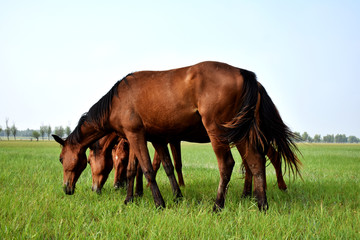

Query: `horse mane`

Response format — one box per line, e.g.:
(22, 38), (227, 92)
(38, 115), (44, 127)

(67, 74), (132, 145)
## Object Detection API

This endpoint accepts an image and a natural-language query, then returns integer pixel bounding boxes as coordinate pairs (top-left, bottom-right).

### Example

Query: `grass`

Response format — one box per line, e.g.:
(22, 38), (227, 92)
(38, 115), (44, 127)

(0, 141), (359, 239)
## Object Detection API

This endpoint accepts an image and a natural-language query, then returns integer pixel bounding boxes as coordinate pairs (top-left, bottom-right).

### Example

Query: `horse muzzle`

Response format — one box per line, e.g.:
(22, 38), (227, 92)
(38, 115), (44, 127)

(63, 182), (75, 195)
(91, 184), (102, 194)
(113, 180), (126, 190)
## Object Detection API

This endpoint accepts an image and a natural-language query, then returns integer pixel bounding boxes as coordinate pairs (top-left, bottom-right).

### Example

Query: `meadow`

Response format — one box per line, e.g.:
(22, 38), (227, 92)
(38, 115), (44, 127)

(0, 141), (359, 239)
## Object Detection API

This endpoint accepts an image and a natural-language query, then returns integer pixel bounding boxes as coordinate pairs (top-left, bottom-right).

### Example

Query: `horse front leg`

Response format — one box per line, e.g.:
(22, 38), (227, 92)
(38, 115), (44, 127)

(152, 142), (183, 201)
(170, 141), (185, 186)
(147, 151), (161, 187)
(124, 151), (137, 204)
(135, 164), (143, 197)
(125, 131), (165, 209)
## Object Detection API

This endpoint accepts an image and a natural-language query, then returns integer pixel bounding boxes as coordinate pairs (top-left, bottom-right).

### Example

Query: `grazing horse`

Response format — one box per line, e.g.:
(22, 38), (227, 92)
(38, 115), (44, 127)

(53, 61), (301, 211)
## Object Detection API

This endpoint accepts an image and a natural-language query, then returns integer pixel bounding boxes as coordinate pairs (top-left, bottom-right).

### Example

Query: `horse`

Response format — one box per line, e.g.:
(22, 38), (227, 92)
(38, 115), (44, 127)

(53, 61), (301, 211)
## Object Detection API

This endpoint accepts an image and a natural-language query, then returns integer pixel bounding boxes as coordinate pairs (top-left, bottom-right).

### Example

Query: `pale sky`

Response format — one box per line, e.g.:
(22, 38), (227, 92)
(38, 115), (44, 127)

(1, 1), (359, 138)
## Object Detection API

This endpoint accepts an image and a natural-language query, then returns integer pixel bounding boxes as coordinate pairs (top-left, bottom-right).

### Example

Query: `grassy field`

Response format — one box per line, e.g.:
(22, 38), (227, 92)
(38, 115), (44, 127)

(0, 141), (359, 239)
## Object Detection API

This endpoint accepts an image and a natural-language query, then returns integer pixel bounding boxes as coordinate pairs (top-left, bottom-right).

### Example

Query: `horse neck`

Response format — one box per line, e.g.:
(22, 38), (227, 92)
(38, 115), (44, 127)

(75, 123), (108, 150)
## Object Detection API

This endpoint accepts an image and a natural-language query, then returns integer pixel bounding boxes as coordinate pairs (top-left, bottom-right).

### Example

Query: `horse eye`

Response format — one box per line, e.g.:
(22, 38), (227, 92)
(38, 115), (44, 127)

(59, 157), (63, 164)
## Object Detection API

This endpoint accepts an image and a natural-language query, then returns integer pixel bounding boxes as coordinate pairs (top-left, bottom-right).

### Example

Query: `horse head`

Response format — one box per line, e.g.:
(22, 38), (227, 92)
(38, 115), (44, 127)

(53, 134), (87, 195)
(87, 145), (113, 194)
(112, 138), (129, 189)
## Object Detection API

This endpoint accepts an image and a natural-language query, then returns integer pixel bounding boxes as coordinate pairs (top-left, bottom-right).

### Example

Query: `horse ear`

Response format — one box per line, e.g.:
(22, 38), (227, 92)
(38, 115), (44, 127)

(52, 134), (65, 146)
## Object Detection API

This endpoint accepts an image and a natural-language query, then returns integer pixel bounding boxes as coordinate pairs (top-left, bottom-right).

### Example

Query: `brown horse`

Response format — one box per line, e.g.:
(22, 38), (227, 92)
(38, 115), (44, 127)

(53, 61), (301, 211)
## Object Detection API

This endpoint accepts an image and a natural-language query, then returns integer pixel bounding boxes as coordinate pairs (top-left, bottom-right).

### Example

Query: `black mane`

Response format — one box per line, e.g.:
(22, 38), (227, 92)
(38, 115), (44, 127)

(67, 74), (132, 144)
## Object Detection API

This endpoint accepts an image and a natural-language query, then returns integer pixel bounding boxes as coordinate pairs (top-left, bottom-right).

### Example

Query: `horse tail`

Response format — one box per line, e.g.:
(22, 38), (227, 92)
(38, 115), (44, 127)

(221, 69), (264, 149)
(258, 83), (302, 178)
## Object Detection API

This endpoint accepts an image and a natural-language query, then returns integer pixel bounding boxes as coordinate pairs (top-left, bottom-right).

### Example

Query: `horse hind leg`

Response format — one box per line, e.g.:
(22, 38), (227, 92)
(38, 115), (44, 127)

(241, 143), (268, 212)
(208, 138), (235, 212)
(236, 144), (253, 198)
(267, 146), (287, 191)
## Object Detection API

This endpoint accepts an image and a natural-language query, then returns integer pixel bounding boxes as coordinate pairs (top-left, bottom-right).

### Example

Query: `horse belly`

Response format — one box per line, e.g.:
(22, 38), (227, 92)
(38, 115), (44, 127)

(143, 107), (202, 140)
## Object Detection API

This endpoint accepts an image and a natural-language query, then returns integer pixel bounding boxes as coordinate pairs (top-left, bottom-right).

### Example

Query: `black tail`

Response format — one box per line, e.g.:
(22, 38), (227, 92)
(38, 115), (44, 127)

(258, 83), (302, 178)
(221, 69), (264, 147)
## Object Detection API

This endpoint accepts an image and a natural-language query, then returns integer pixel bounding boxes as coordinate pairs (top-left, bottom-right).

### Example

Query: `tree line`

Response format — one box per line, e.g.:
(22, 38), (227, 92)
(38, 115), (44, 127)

(0, 118), (359, 143)
(0, 119), (71, 141)
(294, 132), (360, 143)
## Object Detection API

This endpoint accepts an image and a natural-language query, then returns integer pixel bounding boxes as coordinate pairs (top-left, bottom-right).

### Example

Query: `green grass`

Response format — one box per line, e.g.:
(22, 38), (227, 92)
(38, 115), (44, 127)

(0, 141), (359, 239)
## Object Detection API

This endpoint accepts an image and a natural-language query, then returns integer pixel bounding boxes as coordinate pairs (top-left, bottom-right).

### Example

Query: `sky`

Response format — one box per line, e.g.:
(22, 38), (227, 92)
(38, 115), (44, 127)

(1, 0), (359, 138)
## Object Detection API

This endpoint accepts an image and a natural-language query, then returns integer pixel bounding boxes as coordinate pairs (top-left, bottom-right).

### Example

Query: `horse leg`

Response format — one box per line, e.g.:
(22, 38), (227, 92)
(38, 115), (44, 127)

(135, 163), (144, 197)
(241, 144), (268, 211)
(152, 142), (183, 200)
(124, 150), (137, 204)
(267, 146), (287, 191)
(208, 137), (235, 212)
(125, 131), (165, 208)
(170, 141), (185, 186)
(236, 145), (253, 198)
(147, 151), (161, 187)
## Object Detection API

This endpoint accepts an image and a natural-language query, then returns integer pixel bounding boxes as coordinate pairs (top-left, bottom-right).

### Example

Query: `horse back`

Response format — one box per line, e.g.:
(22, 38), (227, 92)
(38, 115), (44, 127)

(110, 61), (247, 140)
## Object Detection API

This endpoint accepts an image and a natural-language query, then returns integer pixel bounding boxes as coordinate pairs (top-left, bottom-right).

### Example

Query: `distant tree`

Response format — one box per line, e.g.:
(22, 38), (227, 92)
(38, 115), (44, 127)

(348, 136), (360, 143)
(0, 125), (2, 139)
(301, 132), (309, 142)
(335, 134), (347, 143)
(40, 125), (47, 141)
(54, 126), (65, 138)
(5, 118), (11, 140)
(47, 125), (52, 140)
(313, 134), (321, 143)
(323, 134), (334, 143)
(32, 131), (40, 141)
(65, 126), (71, 137)
(11, 123), (17, 140)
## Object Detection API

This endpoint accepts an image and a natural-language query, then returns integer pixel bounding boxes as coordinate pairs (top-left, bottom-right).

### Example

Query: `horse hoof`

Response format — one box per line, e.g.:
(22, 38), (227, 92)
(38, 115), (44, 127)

(173, 194), (183, 203)
(124, 197), (133, 205)
(212, 203), (224, 213)
(241, 192), (252, 199)
(258, 201), (269, 212)
(135, 191), (144, 197)
(114, 181), (126, 190)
